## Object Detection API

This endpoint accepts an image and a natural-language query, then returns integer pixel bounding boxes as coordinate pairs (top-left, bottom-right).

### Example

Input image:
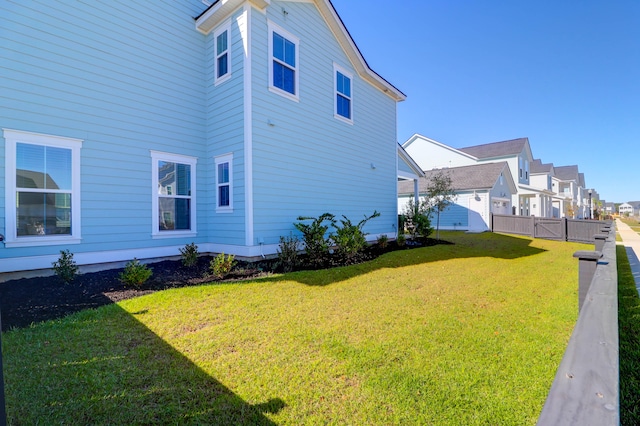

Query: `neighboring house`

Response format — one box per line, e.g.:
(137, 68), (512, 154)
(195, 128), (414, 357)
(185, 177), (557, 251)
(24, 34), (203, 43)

(624, 201), (640, 216)
(528, 159), (556, 217)
(397, 162), (516, 232)
(0, 0), (406, 273)
(604, 202), (616, 216)
(619, 203), (634, 216)
(553, 165), (585, 219)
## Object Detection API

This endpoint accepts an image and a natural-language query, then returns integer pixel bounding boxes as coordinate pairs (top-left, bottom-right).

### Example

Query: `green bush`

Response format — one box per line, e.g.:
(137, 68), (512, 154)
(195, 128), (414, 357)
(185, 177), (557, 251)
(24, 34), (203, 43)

(294, 213), (335, 267)
(210, 253), (237, 279)
(396, 234), (406, 247)
(377, 234), (389, 248)
(52, 249), (79, 284)
(119, 259), (153, 288)
(277, 234), (300, 273)
(179, 242), (199, 267)
(331, 211), (380, 264)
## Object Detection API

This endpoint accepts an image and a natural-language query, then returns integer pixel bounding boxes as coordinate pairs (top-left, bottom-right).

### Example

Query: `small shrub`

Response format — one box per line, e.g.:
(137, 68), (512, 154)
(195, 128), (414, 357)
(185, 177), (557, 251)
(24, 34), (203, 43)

(210, 253), (237, 279)
(397, 234), (407, 247)
(331, 210), (380, 264)
(179, 242), (199, 267)
(52, 249), (79, 284)
(294, 213), (335, 267)
(119, 258), (153, 288)
(377, 234), (389, 248)
(277, 234), (300, 273)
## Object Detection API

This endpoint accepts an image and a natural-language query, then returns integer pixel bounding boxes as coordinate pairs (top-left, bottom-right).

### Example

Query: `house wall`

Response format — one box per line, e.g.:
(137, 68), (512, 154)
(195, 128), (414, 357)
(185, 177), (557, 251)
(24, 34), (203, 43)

(0, 1), (209, 270)
(206, 7), (248, 247)
(404, 136), (476, 171)
(249, 1), (399, 246)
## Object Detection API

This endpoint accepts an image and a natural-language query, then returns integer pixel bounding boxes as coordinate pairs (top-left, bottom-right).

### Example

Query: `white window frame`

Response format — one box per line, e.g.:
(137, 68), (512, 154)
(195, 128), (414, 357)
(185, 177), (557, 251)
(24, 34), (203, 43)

(214, 20), (232, 86)
(215, 153), (233, 213)
(333, 63), (353, 124)
(268, 21), (299, 102)
(151, 151), (197, 239)
(4, 129), (83, 248)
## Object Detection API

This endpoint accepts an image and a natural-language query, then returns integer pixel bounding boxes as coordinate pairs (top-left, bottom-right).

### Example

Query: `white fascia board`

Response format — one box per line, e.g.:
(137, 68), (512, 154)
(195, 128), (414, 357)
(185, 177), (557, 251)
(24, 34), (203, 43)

(315, 0), (406, 102)
(402, 133), (479, 162)
(196, 0), (269, 34)
(397, 144), (425, 178)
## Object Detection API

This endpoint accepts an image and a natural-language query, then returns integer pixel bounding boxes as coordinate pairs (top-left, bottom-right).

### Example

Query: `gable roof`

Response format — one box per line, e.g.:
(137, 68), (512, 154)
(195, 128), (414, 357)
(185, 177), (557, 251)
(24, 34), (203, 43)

(530, 158), (554, 174)
(398, 162), (514, 195)
(458, 137), (529, 159)
(554, 165), (580, 181)
(397, 144), (425, 179)
(195, 0), (406, 101)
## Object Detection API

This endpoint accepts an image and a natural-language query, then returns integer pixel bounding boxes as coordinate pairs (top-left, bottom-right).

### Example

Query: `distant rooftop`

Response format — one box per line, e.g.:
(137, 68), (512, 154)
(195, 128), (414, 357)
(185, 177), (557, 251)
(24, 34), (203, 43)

(458, 138), (528, 159)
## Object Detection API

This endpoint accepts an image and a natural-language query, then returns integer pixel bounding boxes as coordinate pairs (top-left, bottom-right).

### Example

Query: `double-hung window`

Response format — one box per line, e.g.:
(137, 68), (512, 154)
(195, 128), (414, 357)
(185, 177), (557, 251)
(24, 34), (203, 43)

(334, 63), (353, 123)
(215, 153), (233, 212)
(4, 129), (82, 247)
(151, 151), (196, 237)
(268, 22), (299, 101)
(214, 21), (231, 85)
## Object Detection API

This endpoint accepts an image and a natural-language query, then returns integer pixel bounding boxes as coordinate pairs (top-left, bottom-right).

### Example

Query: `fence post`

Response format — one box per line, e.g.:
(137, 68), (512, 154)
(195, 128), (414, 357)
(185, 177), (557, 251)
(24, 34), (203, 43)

(572, 250), (602, 311)
(594, 234), (608, 252)
(562, 217), (567, 241)
(531, 216), (536, 238)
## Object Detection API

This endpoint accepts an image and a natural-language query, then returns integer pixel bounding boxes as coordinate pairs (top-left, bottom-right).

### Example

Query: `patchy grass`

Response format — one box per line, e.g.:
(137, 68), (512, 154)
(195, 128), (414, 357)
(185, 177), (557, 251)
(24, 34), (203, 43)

(2, 232), (588, 425)
(618, 245), (640, 425)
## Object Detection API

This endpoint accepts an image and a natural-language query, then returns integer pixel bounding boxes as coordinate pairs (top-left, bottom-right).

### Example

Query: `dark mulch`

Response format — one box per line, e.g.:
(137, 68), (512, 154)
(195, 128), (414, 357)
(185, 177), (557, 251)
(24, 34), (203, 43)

(0, 238), (450, 331)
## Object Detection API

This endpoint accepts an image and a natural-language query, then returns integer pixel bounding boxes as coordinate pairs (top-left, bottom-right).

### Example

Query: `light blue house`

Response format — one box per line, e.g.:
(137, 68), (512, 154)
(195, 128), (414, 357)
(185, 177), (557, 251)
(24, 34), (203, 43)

(0, 0), (405, 273)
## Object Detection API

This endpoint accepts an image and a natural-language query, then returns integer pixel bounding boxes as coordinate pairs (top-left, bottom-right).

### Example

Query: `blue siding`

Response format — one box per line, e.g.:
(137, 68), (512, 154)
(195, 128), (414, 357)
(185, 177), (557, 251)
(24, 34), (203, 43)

(0, 0), (209, 259)
(205, 8), (248, 246)
(249, 2), (398, 245)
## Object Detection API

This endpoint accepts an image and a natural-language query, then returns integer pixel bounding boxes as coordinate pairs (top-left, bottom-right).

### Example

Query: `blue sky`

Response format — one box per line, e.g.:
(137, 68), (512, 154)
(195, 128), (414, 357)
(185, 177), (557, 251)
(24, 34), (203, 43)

(331, 0), (639, 203)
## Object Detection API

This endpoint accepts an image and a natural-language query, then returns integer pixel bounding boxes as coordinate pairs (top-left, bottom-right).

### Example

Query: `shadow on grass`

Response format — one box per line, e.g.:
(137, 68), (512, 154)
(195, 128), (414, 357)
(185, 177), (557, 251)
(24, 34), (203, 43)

(263, 231), (548, 287)
(3, 304), (285, 424)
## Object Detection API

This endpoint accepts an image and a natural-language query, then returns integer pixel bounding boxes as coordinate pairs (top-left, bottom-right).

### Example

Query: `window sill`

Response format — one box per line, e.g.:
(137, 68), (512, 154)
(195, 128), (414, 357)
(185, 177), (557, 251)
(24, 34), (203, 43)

(152, 231), (197, 239)
(4, 236), (82, 248)
(269, 86), (299, 102)
(216, 207), (234, 214)
(334, 113), (353, 125)
(214, 73), (232, 86)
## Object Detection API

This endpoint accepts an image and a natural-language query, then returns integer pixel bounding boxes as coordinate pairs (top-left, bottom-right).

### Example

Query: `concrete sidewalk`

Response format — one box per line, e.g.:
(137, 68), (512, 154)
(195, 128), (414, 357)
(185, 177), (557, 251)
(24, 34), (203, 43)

(616, 219), (640, 292)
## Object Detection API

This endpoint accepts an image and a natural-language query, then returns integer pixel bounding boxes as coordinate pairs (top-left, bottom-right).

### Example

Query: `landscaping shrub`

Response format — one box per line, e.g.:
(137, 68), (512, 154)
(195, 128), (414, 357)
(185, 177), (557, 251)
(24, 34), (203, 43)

(294, 213), (335, 267)
(331, 211), (380, 264)
(179, 242), (199, 267)
(396, 234), (406, 247)
(52, 249), (79, 284)
(377, 234), (389, 249)
(210, 253), (236, 279)
(119, 259), (153, 288)
(277, 234), (300, 273)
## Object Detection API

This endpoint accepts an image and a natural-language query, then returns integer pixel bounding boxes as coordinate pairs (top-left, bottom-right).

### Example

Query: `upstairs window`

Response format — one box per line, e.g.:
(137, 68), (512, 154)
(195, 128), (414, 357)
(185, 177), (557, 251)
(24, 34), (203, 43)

(214, 22), (231, 84)
(334, 64), (353, 123)
(268, 22), (299, 101)
(151, 151), (197, 238)
(4, 129), (82, 247)
(215, 153), (233, 212)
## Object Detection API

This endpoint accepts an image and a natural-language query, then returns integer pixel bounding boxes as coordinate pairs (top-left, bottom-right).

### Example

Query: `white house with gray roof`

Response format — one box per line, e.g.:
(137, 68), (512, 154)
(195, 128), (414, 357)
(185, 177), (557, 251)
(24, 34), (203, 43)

(398, 162), (516, 232)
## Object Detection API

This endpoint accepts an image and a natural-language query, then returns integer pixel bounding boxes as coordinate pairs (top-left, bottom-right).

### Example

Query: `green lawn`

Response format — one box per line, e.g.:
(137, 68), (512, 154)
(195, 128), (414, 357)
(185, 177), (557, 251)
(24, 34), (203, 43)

(2, 232), (588, 425)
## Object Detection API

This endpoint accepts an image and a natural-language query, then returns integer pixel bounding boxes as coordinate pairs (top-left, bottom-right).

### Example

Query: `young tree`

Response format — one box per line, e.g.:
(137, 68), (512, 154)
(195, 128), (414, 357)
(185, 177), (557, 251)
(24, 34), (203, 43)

(424, 170), (457, 240)
(403, 196), (433, 241)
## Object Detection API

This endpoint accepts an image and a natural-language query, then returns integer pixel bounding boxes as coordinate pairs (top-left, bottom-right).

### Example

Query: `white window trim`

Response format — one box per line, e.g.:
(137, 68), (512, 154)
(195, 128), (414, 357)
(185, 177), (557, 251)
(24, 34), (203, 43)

(214, 20), (232, 86)
(333, 63), (354, 124)
(3, 129), (83, 248)
(215, 153), (233, 213)
(268, 21), (300, 102)
(150, 150), (197, 239)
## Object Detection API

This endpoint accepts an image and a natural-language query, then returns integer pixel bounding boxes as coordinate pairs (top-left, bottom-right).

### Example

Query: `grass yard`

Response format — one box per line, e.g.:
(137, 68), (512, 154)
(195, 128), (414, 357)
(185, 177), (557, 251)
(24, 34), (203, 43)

(621, 217), (640, 235)
(2, 232), (588, 425)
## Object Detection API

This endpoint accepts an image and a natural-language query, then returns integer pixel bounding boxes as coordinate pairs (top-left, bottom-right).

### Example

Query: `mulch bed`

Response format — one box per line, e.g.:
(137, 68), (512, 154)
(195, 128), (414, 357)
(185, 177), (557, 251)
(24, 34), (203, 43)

(0, 238), (450, 331)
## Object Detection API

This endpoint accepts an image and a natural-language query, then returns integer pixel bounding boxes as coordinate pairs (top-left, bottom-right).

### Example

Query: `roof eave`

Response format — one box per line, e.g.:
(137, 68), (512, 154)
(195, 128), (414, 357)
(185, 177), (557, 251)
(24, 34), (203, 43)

(196, 0), (270, 34)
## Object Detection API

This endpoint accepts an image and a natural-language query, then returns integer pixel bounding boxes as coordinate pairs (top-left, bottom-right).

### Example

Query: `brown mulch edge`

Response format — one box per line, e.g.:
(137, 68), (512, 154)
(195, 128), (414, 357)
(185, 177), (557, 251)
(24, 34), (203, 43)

(0, 238), (451, 331)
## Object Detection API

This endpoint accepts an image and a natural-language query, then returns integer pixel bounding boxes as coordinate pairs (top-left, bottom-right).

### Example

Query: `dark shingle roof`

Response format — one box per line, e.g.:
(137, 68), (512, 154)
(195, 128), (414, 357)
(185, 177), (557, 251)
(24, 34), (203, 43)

(398, 162), (509, 195)
(554, 165), (580, 181)
(530, 159), (553, 174)
(458, 138), (528, 159)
